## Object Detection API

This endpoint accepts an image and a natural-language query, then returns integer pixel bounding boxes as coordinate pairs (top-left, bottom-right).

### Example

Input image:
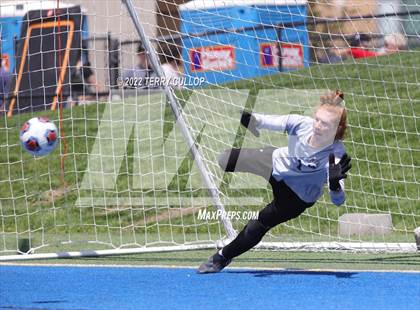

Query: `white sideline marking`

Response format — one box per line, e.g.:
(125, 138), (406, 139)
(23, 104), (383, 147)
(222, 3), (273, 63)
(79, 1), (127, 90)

(1, 262), (419, 274)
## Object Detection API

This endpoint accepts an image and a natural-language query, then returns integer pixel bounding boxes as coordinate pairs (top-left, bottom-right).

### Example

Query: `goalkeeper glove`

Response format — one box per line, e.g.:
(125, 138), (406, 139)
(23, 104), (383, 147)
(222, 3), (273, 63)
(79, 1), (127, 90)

(329, 153), (352, 191)
(240, 110), (260, 137)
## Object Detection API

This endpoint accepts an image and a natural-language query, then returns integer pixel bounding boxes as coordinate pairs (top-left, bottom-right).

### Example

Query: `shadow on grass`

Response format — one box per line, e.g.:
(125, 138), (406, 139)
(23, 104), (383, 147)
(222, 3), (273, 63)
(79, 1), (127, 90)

(236, 255), (420, 267)
(225, 269), (358, 278)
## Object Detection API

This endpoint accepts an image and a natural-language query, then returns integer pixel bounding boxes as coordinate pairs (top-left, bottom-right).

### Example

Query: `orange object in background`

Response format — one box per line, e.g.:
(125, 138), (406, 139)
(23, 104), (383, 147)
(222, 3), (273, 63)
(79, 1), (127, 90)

(1, 54), (10, 72)
(350, 47), (379, 59)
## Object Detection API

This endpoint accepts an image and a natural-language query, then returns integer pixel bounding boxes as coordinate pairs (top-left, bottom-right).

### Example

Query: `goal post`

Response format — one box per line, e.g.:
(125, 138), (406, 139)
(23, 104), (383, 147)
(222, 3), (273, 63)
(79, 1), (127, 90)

(121, 0), (236, 241)
(0, 0), (419, 261)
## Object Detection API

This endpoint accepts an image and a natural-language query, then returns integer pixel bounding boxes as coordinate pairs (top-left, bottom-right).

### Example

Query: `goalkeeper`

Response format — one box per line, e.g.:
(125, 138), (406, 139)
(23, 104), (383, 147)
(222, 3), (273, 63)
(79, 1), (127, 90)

(198, 90), (352, 274)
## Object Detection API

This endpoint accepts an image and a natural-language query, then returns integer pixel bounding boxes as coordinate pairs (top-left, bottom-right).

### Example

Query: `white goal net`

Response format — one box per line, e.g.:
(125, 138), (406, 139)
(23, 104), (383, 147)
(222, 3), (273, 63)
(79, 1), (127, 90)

(0, 0), (418, 260)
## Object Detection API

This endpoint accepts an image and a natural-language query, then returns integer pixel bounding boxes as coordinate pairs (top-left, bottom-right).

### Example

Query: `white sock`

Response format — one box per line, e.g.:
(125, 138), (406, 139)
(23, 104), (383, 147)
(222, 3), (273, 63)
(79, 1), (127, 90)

(218, 249), (224, 257)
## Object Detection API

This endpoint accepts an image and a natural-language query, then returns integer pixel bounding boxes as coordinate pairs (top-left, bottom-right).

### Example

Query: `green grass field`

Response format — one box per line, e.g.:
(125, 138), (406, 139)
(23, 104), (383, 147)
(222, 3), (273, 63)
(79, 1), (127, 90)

(0, 50), (418, 262)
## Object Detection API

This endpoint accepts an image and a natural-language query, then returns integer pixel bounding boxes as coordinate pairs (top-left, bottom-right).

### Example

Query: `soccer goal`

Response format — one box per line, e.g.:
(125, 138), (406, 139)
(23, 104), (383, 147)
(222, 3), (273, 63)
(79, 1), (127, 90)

(0, 0), (418, 261)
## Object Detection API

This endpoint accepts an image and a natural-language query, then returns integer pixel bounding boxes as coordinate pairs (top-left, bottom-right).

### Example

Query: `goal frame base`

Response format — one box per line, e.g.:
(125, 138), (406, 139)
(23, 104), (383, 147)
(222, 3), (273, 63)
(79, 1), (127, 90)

(0, 241), (416, 261)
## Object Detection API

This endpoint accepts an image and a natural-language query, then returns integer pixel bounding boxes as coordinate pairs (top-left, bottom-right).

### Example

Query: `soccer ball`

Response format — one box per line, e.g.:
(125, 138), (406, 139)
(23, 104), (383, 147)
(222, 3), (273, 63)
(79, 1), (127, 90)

(19, 117), (58, 157)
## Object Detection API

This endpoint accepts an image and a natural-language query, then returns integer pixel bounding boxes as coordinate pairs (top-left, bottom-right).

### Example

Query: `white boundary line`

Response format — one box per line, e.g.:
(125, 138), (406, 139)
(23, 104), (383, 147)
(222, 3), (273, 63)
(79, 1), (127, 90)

(1, 262), (419, 274)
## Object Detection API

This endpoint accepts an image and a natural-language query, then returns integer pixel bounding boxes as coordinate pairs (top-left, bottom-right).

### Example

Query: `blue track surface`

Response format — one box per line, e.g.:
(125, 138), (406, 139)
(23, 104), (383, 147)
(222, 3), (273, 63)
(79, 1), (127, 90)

(1, 265), (419, 310)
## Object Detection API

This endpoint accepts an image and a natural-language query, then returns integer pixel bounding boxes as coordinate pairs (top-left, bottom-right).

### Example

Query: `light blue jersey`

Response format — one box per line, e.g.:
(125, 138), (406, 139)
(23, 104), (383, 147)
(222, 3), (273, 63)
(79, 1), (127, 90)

(254, 113), (346, 205)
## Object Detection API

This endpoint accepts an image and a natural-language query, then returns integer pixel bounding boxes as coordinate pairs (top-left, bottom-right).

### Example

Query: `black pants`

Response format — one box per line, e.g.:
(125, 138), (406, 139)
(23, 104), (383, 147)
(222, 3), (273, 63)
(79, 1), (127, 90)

(218, 148), (315, 259)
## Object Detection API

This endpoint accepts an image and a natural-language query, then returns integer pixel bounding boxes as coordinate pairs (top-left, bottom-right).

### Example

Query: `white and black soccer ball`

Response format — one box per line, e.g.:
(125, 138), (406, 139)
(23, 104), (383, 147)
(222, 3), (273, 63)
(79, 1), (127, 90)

(19, 117), (58, 157)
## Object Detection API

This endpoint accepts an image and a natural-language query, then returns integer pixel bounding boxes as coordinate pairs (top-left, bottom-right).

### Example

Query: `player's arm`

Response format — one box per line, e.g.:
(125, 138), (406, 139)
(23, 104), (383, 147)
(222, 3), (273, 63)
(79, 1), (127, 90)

(240, 110), (261, 137)
(328, 153), (352, 206)
(240, 111), (305, 136)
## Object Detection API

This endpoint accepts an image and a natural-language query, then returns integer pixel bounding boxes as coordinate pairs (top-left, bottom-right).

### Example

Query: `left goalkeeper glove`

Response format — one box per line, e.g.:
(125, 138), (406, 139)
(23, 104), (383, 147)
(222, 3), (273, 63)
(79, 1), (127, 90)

(329, 153), (352, 191)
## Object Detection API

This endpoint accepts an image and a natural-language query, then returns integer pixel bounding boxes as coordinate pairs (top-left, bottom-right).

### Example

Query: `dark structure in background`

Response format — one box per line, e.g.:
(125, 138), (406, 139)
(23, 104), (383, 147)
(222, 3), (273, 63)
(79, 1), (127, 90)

(3, 2), (419, 114)
(7, 6), (82, 116)
(154, 0), (188, 60)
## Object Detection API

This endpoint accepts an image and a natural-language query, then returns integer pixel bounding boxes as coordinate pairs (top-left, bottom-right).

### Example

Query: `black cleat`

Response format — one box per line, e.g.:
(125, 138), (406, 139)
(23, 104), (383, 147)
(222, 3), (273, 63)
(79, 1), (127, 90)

(197, 252), (231, 274)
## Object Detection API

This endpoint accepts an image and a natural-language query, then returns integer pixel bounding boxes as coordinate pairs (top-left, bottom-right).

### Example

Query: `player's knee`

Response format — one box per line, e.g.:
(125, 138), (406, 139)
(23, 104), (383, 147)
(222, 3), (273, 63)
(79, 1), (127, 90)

(218, 149), (240, 172)
(243, 219), (269, 243)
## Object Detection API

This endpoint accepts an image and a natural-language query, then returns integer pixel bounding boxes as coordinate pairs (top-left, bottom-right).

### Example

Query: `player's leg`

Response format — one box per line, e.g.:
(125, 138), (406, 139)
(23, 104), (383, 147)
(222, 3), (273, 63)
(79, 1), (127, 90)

(197, 200), (308, 274)
(218, 147), (275, 181)
(197, 147), (274, 274)
(197, 180), (314, 273)
(221, 180), (313, 259)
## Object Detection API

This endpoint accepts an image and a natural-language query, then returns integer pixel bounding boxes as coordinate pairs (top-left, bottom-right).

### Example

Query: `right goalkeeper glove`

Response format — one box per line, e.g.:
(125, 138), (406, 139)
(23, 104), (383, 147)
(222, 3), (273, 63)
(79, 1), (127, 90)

(240, 110), (260, 137)
(328, 153), (352, 191)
